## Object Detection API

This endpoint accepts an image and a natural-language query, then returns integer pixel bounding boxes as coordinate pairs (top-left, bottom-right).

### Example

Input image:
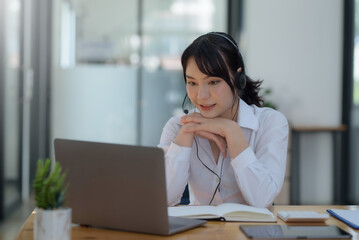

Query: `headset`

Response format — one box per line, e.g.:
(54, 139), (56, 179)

(209, 32), (246, 90)
(181, 33), (243, 205)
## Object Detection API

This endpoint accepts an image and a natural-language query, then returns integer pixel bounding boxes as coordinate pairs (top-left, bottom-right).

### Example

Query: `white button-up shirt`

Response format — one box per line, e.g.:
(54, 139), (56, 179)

(158, 99), (289, 208)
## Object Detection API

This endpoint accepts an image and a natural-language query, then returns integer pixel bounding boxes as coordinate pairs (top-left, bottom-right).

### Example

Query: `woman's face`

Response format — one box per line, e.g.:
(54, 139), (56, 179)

(185, 57), (237, 120)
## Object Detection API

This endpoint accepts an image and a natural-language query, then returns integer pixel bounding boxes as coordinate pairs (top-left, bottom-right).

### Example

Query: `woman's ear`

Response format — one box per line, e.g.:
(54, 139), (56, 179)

(234, 69), (246, 90)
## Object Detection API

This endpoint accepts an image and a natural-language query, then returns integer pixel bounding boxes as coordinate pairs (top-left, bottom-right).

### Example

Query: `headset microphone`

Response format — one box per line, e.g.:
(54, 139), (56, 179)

(182, 93), (189, 114)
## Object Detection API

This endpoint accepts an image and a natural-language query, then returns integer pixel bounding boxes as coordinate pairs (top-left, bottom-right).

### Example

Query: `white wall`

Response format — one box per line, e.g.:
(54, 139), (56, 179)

(241, 0), (343, 204)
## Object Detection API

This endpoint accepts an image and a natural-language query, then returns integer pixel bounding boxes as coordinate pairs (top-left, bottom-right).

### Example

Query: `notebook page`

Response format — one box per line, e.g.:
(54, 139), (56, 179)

(327, 209), (359, 229)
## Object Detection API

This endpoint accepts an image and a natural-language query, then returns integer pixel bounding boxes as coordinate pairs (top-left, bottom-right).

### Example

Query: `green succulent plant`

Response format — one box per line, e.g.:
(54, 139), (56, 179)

(262, 88), (277, 109)
(33, 158), (68, 209)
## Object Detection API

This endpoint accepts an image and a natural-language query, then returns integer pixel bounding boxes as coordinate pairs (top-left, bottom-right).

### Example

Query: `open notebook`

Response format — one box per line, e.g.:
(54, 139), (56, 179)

(168, 203), (276, 222)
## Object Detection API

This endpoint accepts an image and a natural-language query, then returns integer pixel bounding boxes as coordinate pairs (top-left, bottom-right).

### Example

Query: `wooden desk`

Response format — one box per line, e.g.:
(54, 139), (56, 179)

(16, 205), (359, 239)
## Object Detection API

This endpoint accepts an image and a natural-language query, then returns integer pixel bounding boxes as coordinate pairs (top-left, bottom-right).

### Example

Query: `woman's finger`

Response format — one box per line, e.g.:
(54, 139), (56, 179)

(183, 122), (224, 138)
(213, 134), (227, 158)
(180, 115), (204, 124)
(182, 123), (201, 133)
(181, 112), (206, 123)
(196, 131), (227, 158)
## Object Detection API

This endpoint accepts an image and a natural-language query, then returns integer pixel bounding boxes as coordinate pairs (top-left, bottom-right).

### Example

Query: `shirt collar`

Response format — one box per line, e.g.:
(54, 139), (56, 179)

(238, 98), (259, 131)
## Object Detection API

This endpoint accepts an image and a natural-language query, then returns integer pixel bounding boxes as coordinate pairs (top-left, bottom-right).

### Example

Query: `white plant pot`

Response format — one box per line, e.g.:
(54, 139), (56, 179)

(34, 208), (71, 240)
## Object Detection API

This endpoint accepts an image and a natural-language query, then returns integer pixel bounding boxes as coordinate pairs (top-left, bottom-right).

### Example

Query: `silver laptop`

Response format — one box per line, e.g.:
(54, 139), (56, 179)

(54, 138), (206, 235)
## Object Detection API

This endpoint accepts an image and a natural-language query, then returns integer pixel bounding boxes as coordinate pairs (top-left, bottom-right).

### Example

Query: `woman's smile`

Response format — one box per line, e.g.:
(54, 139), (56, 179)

(199, 103), (216, 111)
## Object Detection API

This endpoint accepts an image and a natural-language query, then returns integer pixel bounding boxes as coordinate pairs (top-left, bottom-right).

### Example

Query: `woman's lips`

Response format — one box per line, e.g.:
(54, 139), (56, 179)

(199, 104), (216, 111)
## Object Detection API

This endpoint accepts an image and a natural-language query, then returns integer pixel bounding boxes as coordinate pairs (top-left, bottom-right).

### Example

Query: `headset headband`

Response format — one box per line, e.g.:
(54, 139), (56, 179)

(208, 32), (239, 51)
(208, 32), (246, 89)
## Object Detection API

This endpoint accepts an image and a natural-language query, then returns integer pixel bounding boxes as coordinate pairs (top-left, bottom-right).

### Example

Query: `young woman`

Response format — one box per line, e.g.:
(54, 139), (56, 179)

(158, 32), (289, 208)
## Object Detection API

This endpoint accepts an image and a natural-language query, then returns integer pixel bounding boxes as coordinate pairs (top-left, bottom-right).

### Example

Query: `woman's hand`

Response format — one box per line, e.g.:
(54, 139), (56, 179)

(195, 130), (227, 158)
(174, 112), (227, 157)
(173, 122), (196, 147)
(180, 112), (249, 159)
(180, 112), (229, 157)
(180, 112), (230, 138)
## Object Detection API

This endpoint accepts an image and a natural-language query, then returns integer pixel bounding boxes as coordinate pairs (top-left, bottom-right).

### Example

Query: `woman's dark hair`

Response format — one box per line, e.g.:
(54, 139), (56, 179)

(181, 32), (263, 107)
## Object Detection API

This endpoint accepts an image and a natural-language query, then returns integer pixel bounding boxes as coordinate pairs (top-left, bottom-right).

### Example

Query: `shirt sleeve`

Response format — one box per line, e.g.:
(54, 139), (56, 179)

(230, 110), (289, 208)
(158, 117), (191, 206)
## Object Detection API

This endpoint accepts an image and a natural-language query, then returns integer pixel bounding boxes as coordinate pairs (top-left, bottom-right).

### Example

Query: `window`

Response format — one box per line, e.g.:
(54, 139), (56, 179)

(52, 0), (227, 148)
(354, 0), (359, 104)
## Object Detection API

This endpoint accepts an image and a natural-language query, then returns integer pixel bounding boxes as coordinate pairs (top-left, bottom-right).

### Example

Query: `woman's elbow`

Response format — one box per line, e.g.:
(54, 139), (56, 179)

(247, 184), (282, 208)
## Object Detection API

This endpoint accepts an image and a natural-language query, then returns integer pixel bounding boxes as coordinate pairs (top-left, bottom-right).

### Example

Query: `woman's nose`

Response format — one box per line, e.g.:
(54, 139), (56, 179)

(197, 84), (210, 99)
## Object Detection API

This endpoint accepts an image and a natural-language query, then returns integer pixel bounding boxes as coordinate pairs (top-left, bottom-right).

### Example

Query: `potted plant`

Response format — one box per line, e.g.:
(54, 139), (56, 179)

(262, 88), (277, 109)
(33, 158), (71, 240)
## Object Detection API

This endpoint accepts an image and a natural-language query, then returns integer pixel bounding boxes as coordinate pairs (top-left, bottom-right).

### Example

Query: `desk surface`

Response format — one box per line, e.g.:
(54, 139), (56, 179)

(16, 205), (359, 240)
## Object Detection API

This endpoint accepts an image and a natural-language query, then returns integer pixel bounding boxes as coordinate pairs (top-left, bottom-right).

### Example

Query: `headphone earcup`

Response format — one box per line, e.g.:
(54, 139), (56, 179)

(235, 72), (247, 90)
(239, 73), (246, 90)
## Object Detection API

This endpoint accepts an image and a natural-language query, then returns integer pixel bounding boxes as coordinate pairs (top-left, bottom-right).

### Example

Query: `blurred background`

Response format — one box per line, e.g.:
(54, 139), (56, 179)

(0, 0), (358, 239)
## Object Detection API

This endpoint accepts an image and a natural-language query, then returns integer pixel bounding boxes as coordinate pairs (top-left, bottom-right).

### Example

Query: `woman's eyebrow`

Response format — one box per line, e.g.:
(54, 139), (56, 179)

(185, 74), (211, 80)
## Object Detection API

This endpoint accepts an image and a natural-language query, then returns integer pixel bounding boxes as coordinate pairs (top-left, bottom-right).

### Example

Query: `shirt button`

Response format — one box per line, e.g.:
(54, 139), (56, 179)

(216, 178), (220, 183)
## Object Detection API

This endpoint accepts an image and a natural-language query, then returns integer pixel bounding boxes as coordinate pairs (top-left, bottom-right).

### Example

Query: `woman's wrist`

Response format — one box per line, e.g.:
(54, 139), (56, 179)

(224, 120), (249, 159)
(174, 125), (195, 147)
(222, 119), (239, 138)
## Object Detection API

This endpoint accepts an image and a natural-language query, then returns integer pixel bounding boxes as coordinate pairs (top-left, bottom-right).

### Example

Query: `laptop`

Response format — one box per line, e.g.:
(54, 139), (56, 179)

(54, 138), (206, 235)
